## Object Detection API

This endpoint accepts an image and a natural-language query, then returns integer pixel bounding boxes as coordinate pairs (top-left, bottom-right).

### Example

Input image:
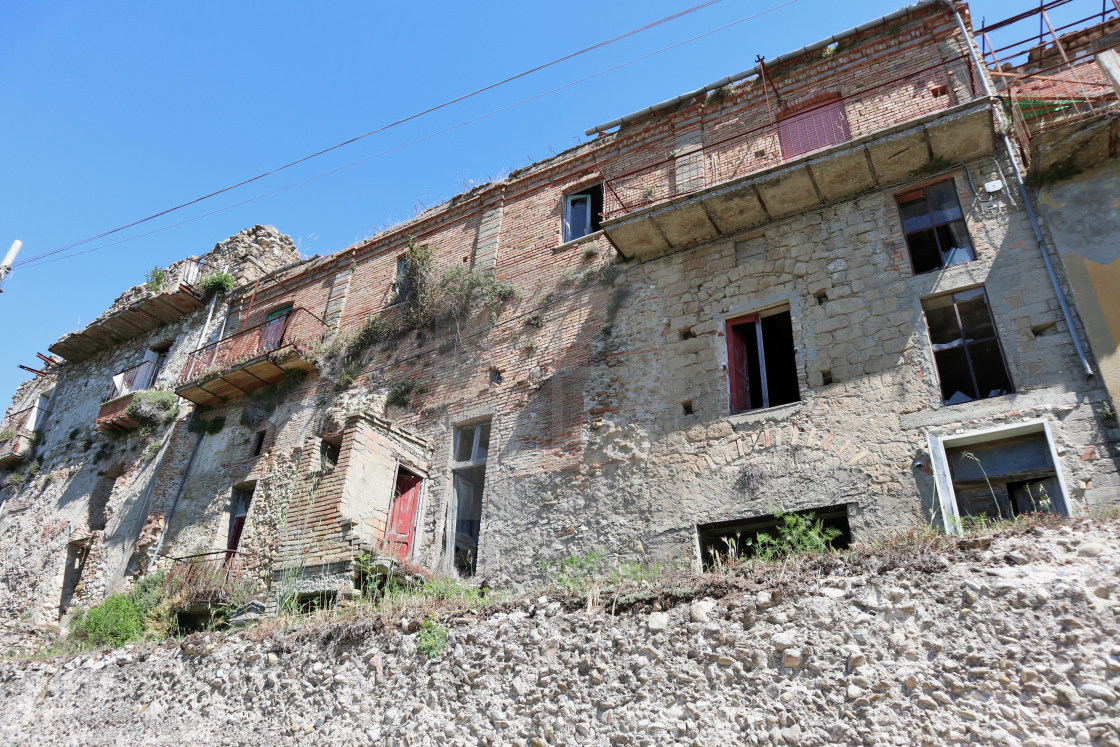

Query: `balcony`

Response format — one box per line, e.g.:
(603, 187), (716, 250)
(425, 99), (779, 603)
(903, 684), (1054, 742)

(49, 260), (204, 364)
(95, 360), (162, 433)
(0, 406), (48, 468)
(175, 307), (324, 406)
(599, 56), (997, 260)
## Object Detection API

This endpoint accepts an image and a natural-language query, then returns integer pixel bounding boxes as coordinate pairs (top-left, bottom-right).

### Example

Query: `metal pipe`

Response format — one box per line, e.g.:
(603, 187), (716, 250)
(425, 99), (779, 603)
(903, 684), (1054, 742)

(586, 0), (942, 135)
(944, 0), (1094, 378)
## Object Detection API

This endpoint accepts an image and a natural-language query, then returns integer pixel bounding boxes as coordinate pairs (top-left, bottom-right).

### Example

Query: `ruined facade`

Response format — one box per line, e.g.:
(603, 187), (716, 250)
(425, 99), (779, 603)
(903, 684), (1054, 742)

(2, 0), (1119, 627)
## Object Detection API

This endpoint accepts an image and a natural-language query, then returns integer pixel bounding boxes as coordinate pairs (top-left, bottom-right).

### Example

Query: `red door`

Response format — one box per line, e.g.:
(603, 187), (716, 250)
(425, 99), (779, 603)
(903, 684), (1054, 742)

(386, 471), (422, 559)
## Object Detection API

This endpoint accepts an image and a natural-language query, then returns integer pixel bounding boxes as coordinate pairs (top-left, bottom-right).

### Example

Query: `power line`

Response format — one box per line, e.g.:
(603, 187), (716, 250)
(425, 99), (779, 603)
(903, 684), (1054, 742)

(14, 0), (730, 268)
(18, 0), (801, 271)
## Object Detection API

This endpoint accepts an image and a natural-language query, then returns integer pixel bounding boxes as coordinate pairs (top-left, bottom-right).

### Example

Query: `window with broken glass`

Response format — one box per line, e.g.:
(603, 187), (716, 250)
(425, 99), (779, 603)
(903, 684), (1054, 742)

(450, 420), (491, 577)
(897, 181), (975, 275)
(922, 287), (1013, 405)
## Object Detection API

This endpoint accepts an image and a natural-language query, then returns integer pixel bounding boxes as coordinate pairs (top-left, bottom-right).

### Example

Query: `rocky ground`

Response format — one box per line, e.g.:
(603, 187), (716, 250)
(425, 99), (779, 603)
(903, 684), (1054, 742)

(1, 520), (1118, 746)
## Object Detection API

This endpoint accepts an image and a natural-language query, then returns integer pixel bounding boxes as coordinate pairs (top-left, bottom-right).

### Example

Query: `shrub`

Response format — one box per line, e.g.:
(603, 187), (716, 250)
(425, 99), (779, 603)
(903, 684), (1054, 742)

(4, 469), (28, 489)
(145, 267), (168, 292)
(69, 571), (168, 648)
(416, 617), (449, 660)
(198, 272), (235, 300)
(385, 380), (429, 409)
(188, 414), (226, 435)
(126, 390), (178, 429)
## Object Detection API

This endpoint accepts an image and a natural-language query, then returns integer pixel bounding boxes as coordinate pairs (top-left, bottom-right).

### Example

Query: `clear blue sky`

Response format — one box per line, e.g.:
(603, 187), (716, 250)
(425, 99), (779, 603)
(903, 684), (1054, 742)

(0, 0), (1056, 401)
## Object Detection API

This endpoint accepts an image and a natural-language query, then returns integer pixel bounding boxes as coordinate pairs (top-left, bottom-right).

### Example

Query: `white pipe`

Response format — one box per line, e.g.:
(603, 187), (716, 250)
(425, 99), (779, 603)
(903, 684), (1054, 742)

(943, 0), (1094, 379)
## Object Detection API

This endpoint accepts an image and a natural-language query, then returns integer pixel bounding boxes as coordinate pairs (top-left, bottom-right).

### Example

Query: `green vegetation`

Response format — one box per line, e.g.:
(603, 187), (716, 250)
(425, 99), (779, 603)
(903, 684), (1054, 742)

(145, 266), (168, 292)
(909, 155), (954, 177)
(198, 272), (235, 300)
(188, 414), (226, 435)
(705, 85), (730, 104)
(3, 469), (28, 489)
(69, 571), (168, 648)
(0, 428), (14, 442)
(385, 379), (430, 409)
(713, 510), (842, 566)
(1027, 156), (1082, 188)
(125, 389), (178, 429)
(538, 551), (607, 593)
(416, 617), (449, 660)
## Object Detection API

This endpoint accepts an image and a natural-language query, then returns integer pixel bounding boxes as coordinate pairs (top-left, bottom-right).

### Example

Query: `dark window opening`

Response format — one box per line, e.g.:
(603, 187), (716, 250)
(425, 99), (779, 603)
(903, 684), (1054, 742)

(923, 288), (1013, 405)
(946, 433), (1060, 521)
(59, 542), (90, 618)
(489, 367), (503, 385)
(297, 591), (337, 614)
(88, 473), (119, 531)
(320, 435), (342, 472)
(453, 466), (484, 577)
(563, 184), (604, 242)
(778, 98), (851, 159)
(727, 308), (800, 414)
(898, 181), (975, 274)
(698, 505), (851, 570)
(391, 255), (411, 305)
(226, 485), (253, 563)
(453, 421), (490, 464)
(174, 609), (214, 634)
(252, 430), (266, 457)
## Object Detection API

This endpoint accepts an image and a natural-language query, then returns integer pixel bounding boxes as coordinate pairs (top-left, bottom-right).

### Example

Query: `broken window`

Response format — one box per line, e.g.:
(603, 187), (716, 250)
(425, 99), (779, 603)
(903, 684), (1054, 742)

(320, 435), (341, 472)
(778, 98), (851, 159)
(386, 466), (423, 559)
(698, 505), (850, 570)
(897, 181), (975, 274)
(562, 184), (603, 242)
(929, 422), (1070, 531)
(59, 540), (90, 618)
(391, 255), (411, 305)
(252, 430), (266, 457)
(726, 307), (800, 414)
(226, 485), (253, 564)
(922, 288), (1013, 405)
(450, 421), (491, 577)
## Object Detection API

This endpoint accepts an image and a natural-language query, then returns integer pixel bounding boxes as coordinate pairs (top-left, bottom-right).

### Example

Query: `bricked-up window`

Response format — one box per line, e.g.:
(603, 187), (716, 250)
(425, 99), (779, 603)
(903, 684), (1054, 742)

(451, 421), (490, 577)
(778, 98), (851, 159)
(726, 307), (800, 414)
(922, 288), (1014, 405)
(897, 181), (975, 274)
(562, 184), (603, 242)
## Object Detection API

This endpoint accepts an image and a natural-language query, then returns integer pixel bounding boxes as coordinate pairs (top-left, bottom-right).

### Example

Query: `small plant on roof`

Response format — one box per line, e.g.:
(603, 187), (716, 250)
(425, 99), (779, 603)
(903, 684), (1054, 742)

(145, 266), (168, 292)
(705, 85), (731, 105)
(198, 272), (235, 300)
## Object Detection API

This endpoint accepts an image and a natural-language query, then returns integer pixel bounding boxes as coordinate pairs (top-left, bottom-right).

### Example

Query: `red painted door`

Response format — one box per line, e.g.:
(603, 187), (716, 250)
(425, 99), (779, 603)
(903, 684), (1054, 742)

(386, 471), (422, 559)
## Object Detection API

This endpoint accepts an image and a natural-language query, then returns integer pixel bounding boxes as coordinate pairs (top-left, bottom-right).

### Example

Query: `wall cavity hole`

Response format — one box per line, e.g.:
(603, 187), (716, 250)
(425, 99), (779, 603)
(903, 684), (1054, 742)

(814, 289), (828, 305)
(489, 367), (503, 385)
(682, 400), (694, 416)
(1031, 321), (1058, 338)
(821, 369), (833, 386)
(680, 326), (696, 341)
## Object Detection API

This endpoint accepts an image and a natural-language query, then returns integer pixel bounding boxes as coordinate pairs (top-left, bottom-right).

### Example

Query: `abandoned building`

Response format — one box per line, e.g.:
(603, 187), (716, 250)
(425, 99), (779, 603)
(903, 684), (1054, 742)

(1, 0), (1118, 627)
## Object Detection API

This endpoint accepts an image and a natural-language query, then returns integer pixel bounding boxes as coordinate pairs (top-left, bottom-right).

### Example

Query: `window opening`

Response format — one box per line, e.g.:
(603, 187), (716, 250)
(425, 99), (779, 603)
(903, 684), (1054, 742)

(261, 304), (293, 350)
(698, 505), (850, 570)
(320, 436), (341, 472)
(563, 185), (603, 242)
(386, 466), (423, 559)
(391, 255), (411, 305)
(726, 308), (800, 414)
(778, 98), (851, 159)
(922, 288), (1013, 405)
(226, 486), (253, 564)
(252, 430), (266, 457)
(297, 591), (337, 614)
(897, 181), (975, 274)
(450, 420), (491, 577)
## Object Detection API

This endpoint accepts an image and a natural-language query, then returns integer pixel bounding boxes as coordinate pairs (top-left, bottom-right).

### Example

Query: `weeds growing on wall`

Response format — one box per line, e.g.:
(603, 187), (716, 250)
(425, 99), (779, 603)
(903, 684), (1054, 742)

(384, 380), (429, 409)
(145, 267), (168, 292)
(187, 414), (226, 435)
(1026, 156), (1082, 188)
(125, 390), (178, 430)
(198, 272), (235, 300)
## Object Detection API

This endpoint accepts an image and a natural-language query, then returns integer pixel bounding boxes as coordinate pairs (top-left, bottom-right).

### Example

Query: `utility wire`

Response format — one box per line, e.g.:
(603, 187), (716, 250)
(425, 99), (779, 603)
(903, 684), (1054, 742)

(14, 0), (730, 268)
(18, 0), (801, 271)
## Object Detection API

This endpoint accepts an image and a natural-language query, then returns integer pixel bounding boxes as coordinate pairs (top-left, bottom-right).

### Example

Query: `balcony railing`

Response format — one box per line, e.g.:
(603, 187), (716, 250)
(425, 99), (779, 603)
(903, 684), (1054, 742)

(0, 405), (48, 466)
(103, 360), (161, 404)
(161, 550), (256, 605)
(178, 307), (324, 387)
(601, 54), (981, 222)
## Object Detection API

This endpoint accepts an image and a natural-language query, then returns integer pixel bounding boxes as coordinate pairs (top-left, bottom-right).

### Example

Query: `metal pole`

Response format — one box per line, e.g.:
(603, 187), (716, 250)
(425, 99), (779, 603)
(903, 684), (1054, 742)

(0, 240), (23, 292)
(943, 0), (1094, 378)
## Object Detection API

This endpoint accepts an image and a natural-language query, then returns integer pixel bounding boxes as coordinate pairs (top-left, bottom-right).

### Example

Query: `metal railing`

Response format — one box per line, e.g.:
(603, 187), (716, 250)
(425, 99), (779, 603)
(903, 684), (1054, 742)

(600, 54), (981, 221)
(161, 550), (256, 605)
(0, 405), (48, 440)
(102, 360), (161, 403)
(978, 1), (1120, 145)
(178, 307), (324, 386)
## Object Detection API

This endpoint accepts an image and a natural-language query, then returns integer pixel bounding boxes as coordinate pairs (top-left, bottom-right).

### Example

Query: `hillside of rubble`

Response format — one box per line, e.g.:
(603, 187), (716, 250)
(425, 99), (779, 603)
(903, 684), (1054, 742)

(0, 519), (1118, 746)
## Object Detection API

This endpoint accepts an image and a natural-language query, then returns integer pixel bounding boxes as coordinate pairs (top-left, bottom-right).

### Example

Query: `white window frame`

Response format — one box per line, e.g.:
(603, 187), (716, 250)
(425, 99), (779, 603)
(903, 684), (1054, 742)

(563, 193), (593, 243)
(927, 418), (1072, 533)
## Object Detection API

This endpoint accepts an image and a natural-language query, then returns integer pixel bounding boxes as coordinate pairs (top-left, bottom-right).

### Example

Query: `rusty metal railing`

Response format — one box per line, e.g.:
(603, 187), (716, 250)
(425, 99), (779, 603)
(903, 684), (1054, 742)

(600, 54), (981, 222)
(178, 307), (324, 386)
(161, 550), (256, 605)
